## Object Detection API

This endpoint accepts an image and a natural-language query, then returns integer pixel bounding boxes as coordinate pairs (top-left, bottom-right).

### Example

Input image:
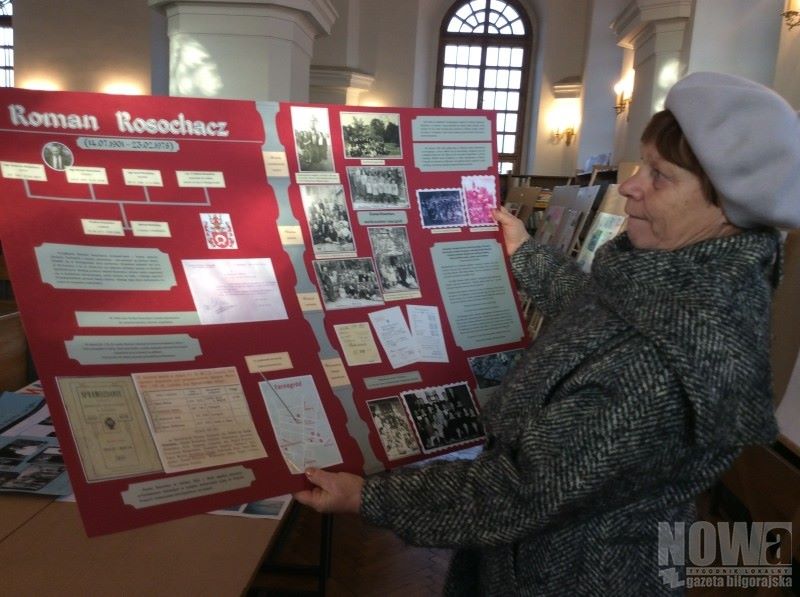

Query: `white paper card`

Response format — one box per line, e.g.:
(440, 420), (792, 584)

(368, 306), (420, 369)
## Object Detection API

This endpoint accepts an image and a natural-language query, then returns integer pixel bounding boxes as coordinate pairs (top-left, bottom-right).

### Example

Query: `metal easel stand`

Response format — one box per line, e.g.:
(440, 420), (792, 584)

(249, 502), (333, 596)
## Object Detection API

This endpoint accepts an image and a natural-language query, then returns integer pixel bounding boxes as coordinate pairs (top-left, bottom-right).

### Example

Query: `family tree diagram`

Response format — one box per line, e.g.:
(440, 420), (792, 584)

(4, 154), (227, 234)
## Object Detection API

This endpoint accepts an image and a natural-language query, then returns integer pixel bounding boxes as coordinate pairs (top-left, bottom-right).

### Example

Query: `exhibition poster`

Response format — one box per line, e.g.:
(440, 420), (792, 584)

(0, 88), (527, 535)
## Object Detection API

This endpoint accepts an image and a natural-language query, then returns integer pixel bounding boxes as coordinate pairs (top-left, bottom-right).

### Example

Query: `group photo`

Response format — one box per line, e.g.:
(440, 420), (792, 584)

(300, 184), (356, 257)
(346, 166), (409, 210)
(312, 258), (384, 310)
(367, 226), (420, 297)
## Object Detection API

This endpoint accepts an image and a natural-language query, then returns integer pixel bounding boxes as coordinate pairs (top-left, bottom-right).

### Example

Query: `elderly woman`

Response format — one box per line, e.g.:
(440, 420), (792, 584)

(294, 72), (800, 594)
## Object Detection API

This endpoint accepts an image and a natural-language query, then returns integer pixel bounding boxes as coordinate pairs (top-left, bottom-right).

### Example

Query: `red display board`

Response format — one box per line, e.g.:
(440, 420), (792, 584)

(0, 88), (527, 535)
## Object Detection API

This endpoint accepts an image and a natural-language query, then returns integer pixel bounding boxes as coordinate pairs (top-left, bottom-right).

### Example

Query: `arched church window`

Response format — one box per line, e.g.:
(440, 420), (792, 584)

(436, 0), (532, 174)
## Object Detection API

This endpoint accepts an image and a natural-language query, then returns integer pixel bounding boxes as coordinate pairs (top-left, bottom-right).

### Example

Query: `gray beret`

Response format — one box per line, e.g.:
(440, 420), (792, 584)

(664, 71), (800, 230)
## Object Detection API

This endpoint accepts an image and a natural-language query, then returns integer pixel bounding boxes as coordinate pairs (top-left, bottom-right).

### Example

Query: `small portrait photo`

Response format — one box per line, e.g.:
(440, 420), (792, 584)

(0, 438), (46, 467)
(462, 174), (498, 226)
(291, 106), (335, 172)
(467, 348), (524, 389)
(417, 188), (466, 228)
(340, 112), (402, 159)
(0, 464), (63, 492)
(367, 226), (420, 297)
(401, 382), (484, 454)
(346, 166), (409, 210)
(367, 396), (421, 461)
(41, 141), (74, 171)
(300, 184), (357, 258)
(312, 257), (384, 310)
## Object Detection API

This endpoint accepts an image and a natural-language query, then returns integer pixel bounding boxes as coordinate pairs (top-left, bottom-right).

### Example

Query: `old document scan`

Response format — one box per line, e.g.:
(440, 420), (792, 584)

(132, 367), (267, 473)
(57, 376), (163, 481)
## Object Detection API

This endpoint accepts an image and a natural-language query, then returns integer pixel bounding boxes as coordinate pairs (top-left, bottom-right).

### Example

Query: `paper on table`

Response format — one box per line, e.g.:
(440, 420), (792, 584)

(182, 258), (288, 325)
(0, 392), (45, 432)
(368, 306), (420, 369)
(259, 375), (342, 473)
(407, 305), (448, 363)
(132, 367), (267, 474)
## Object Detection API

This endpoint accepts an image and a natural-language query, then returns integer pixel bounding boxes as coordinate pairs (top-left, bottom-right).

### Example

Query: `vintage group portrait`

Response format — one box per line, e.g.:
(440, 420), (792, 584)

(367, 396), (421, 461)
(340, 112), (402, 159)
(300, 184), (357, 258)
(367, 226), (420, 298)
(417, 188), (467, 228)
(400, 382), (484, 453)
(312, 257), (384, 310)
(346, 166), (410, 210)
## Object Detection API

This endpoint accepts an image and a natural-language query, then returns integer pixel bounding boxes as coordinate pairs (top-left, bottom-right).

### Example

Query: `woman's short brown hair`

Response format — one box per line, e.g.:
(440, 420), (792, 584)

(641, 110), (719, 206)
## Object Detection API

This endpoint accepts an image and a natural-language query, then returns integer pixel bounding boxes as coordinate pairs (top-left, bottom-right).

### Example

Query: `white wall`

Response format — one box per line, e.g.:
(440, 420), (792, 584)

(577, 0), (626, 173)
(528, 0), (589, 175)
(686, 0), (783, 85)
(14, 0), (157, 94)
(356, 0), (421, 108)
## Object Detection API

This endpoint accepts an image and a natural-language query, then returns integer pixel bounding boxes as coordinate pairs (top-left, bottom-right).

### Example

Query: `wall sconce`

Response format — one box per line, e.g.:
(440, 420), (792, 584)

(552, 126), (576, 146)
(783, 9), (800, 29)
(548, 98), (580, 146)
(614, 70), (635, 116)
(549, 77), (582, 147)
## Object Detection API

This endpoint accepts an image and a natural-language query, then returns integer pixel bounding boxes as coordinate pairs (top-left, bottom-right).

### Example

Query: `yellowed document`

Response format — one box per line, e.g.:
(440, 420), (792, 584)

(132, 366), (267, 473)
(333, 322), (382, 366)
(57, 376), (163, 482)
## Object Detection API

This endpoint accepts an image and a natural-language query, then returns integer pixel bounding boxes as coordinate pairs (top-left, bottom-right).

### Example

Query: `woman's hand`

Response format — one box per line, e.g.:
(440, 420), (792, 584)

(493, 206), (531, 256)
(293, 468), (364, 514)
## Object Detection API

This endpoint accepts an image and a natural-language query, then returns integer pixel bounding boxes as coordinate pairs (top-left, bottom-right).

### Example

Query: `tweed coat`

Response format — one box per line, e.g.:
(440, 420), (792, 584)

(360, 230), (781, 596)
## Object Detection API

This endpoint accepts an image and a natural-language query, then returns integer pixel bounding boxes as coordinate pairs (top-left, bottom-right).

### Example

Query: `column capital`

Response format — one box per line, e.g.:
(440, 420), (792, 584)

(149, 0), (338, 36)
(310, 66), (374, 91)
(611, 0), (691, 49)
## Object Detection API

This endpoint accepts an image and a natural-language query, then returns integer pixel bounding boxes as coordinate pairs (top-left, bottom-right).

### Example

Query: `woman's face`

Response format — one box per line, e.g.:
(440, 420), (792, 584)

(619, 142), (736, 250)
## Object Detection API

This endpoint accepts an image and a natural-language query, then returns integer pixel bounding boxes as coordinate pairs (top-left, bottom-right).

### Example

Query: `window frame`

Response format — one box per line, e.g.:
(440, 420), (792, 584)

(435, 0), (533, 175)
(0, 0), (12, 88)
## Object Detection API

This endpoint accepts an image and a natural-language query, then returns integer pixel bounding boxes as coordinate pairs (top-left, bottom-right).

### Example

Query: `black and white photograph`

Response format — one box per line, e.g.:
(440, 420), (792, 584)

(417, 188), (467, 228)
(367, 226), (420, 298)
(340, 111), (402, 159)
(41, 141), (74, 171)
(346, 166), (409, 210)
(468, 348), (524, 389)
(367, 396), (420, 461)
(401, 382), (484, 453)
(291, 106), (335, 172)
(0, 438), (45, 467)
(300, 184), (357, 257)
(0, 463), (63, 492)
(312, 257), (384, 310)
(29, 446), (64, 466)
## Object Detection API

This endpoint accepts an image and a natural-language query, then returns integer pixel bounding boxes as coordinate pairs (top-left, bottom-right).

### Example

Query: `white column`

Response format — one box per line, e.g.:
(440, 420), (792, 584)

(149, 0), (338, 101)
(686, 0), (782, 86)
(611, 0), (692, 161)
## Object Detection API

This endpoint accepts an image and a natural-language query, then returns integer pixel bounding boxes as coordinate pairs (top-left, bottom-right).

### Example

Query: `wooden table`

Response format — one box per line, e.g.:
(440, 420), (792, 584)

(0, 496), (283, 596)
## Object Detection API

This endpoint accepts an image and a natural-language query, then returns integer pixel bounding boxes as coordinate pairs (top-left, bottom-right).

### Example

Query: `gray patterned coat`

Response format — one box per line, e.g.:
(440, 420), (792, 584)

(360, 230), (780, 596)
